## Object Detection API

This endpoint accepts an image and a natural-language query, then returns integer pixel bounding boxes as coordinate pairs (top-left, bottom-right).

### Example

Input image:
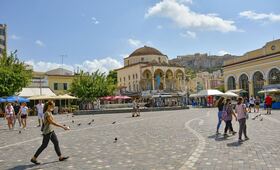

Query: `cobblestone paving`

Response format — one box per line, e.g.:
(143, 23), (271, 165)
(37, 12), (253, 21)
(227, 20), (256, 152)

(0, 108), (279, 170)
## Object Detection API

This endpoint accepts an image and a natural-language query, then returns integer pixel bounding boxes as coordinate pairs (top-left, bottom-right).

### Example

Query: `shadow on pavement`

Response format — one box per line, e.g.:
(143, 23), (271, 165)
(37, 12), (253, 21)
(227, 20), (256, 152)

(227, 141), (243, 147)
(8, 160), (59, 170)
(208, 134), (229, 142)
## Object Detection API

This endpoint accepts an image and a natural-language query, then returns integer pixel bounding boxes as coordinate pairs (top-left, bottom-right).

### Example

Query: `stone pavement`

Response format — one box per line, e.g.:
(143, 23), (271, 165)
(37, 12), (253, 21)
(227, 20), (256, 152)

(0, 108), (279, 170)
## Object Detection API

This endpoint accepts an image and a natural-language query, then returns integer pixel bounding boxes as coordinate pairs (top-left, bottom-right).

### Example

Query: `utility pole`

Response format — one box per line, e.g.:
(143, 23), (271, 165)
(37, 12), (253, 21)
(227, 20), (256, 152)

(60, 54), (67, 75)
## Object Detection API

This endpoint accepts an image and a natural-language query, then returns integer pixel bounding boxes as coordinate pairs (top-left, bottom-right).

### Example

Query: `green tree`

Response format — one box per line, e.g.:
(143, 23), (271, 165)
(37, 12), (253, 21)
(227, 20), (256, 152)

(0, 50), (32, 96)
(107, 70), (117, 85)
(69, 70), (116, 102)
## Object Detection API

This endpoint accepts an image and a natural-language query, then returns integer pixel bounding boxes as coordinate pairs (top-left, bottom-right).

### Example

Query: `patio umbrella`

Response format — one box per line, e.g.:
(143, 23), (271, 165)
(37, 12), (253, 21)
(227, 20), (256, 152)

(0, 98), (6, 103)
(195, 89), (224, 97)
(258, 88), (280, 94)
(101, 96), (114, 100)
(223, 91), (239, 97)
(6, 96), (30, 103)
(28, 95), (57, 100)
(113, 96), (131, 100)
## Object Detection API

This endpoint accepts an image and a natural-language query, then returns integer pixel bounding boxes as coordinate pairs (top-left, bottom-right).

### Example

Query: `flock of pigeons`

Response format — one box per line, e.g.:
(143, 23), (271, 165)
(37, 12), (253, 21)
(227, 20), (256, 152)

(66, 114), (118, 142)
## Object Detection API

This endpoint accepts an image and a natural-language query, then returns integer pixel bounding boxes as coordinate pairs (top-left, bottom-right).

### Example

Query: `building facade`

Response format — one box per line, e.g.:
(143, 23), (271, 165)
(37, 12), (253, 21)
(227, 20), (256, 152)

(223, 39), (280, 97)
(116, 46), (186, 94)
(30, 68), (74, 95)
(0, 24), (7, 57)
(187, 70), (224, 93)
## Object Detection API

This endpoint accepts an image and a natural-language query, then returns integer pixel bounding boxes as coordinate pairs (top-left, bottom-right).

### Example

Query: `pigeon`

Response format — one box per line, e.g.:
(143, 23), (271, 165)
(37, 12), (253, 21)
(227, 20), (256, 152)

(63, 124), (66, 126)
(114, 137), (118, 143)
(72, 115), (75, 117)
(112, 121), (116, 124)
(91, 119), (95, 122)
(77, 123), (81, 126)
(19, 130), (21, 134)
(67, 114), (69, 117)
(88, 122), (92, 125)
(260, 117), (263, 121)
(72, 120), (74, 123)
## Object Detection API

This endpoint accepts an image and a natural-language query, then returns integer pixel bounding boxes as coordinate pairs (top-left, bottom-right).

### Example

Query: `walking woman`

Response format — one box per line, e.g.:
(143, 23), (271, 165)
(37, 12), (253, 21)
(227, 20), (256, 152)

(31, 101), (69, 165)
(235, 97), (249, 142)
(216, 97), (225, 134)
(223, 99), (237, 137)
(4, 103), (15, 130)
(19, 102), (29, 129)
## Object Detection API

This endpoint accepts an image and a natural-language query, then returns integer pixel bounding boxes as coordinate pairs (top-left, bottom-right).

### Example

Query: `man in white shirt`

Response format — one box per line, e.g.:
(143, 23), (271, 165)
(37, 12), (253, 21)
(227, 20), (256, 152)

(248, 96), (255, 113)
(36, 100), (45, 127)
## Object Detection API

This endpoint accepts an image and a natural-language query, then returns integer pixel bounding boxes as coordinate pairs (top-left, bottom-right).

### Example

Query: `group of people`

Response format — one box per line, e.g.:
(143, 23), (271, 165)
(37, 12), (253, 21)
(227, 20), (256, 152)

(245, 95), (273, 114)
(216, 97), (249, 143)
(2, 100), (45, 130)
(3, 102), (29, 130)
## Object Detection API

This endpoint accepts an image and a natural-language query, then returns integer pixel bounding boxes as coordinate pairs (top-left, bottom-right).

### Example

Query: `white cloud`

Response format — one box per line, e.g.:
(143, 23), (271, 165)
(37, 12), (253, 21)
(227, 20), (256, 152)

(128, 38), (144, 47)
(145, 0), (238, 32)
(217, 50), (230, 56)
(180, 31), (196, 38)
(35, 40), (45, 47)
(120, 54), (129, 58)
(239, 10), (280, 22)
(26, 57), (123, 74)
(10, 34), (20, 40)
(91, 17), (100, 24)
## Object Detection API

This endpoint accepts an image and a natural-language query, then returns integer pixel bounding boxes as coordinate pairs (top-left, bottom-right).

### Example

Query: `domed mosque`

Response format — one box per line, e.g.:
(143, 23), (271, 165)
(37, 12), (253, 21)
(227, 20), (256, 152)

(116, 46), (186, 98)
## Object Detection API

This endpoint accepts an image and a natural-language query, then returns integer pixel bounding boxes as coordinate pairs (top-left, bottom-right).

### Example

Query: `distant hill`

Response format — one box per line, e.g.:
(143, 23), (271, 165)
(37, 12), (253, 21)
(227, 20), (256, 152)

(169, 53), (240, 72)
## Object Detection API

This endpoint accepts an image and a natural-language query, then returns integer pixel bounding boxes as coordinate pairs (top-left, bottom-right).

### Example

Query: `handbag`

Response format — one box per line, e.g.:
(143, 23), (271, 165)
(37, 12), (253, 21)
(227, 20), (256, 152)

(221, 106), (228, 121)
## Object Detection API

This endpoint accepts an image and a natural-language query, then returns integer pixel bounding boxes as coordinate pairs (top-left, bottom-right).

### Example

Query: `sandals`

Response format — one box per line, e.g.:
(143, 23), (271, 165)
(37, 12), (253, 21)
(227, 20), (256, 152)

(30, 159), (41, 165)
(59, 156), (69, 161)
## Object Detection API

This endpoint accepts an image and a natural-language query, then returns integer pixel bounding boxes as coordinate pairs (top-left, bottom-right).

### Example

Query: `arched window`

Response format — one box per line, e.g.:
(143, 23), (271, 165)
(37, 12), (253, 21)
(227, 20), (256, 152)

(239, 74), (249, 92)
(253, 71), (264, 97)
(227, 76), (236, 90)
(268, 68), (280, 84)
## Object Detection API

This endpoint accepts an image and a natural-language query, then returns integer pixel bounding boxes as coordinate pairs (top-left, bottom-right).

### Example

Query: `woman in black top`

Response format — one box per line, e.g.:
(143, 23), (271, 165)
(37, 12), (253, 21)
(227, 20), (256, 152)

(216, 97), (225, 134)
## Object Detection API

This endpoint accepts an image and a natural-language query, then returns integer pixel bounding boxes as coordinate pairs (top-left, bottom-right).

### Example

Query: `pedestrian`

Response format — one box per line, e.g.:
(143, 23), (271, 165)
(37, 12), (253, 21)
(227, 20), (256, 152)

(132, 99), (137, 117)
(216, 97), (225, 134)
(255, 96), (261, 113)
(19, 102), (29, 129)
(31, 100), (70, 165)
(248, 96), (255, 113)
(13, 101), (21, 129)
(36, 100), (45, 127)
(223, 98), (237, 137)
(265, 94), (272, 115)
(235, 97), (249, 143)
(4, 103), (15, 130)
(136, 99), (140, 117)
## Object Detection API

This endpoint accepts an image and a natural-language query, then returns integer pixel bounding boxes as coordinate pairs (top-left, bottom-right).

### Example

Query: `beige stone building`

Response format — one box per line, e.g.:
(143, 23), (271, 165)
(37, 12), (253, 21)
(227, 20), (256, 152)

(187, 70), (224, 93)
(116, 46), (186, 94)
(0, 24), (7, 57)
(223, 39), (280, 97)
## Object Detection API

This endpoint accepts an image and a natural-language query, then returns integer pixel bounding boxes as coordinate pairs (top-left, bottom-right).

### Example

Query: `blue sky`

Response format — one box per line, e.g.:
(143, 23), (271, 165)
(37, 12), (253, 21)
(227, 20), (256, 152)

(2, 0), (280, 73)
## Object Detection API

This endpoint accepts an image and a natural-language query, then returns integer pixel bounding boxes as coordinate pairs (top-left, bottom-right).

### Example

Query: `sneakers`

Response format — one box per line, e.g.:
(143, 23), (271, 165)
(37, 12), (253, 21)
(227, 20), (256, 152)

(223, 133), (228, 138)
(230, 131), (237, 135)
(245, 137), (250, 141)
(238, 139), (243, 143)
(59, 156), (69, 161)
(30, 158), (41, 165)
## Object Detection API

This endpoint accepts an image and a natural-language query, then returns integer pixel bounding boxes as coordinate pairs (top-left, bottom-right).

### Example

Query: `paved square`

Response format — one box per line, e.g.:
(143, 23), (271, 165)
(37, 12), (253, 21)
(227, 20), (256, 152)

(0, 108), (280, 170)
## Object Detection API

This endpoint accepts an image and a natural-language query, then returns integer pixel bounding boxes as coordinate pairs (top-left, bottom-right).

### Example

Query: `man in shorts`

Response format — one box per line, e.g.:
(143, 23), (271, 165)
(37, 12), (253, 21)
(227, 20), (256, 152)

(248, 96), (255, 113)
(36, 100), (45, 127)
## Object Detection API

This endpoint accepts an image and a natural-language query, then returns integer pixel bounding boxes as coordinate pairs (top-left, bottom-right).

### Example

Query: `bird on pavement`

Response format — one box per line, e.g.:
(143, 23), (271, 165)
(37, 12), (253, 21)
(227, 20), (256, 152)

(72, 120), (74, 123)
(92, 119), (94, 122)
(112, 121), (116, 124)
(114, 137), (118, 143)
(88, 122), (92, 125)
(77, 123), (81, 126)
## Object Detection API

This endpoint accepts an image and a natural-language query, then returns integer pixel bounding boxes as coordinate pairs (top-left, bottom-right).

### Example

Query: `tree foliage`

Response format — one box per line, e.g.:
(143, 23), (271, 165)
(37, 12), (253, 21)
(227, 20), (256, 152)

(0, 50), (32, 96)
(69, 70), (116, 102)
(107, 70), (117, 85)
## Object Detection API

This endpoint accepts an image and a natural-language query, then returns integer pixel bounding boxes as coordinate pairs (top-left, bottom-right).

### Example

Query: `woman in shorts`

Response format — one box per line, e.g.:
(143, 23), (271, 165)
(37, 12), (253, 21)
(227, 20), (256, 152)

(255, 96), (260, 113)
(4, 103), (15, 130)
(19, 103), (29, 129)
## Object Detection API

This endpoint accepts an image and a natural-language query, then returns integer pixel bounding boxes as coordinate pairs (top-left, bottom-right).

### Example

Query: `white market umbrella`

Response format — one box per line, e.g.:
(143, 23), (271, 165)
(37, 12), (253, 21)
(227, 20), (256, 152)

(196, 89), (224, 97)
(224, 91), (239, 97)
(258, 89), (280, 94)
